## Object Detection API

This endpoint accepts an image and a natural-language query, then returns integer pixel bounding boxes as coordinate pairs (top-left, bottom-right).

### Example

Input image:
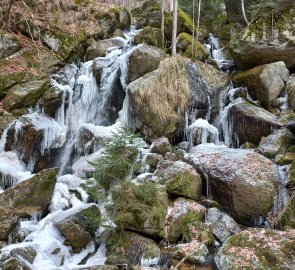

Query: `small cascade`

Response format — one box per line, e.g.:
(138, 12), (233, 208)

(273, 165), (290, 214)
(186, 118), (219, 148)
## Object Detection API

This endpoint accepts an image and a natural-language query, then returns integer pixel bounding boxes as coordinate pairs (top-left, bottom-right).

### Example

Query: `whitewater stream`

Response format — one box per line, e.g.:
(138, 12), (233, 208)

(0, 30), (290, 269)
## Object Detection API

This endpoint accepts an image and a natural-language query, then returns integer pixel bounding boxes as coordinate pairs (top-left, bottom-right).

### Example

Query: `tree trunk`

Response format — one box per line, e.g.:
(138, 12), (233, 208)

(2, 0), (14, 30)
(192, 0), (196, 59)
(161, 0), (165, 49)
(171, 0), (177, 56)
(241, 0), (249, 25)
(196, 0), (201, 41)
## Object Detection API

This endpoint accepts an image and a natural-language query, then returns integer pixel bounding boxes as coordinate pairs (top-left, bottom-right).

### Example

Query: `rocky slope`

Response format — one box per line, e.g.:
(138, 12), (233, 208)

(0, 0), (295, 269)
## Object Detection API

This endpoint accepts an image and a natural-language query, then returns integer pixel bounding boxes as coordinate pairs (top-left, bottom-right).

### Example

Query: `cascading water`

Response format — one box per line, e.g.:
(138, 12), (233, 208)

(0, 28), (142, 269)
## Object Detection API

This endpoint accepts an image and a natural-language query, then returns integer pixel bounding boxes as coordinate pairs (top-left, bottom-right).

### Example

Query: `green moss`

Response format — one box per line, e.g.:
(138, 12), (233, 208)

(0, 72), (32, 99)
(109, 181), (167, 237)
(277, 194), (295, 229)
(80, 206), (101, 235)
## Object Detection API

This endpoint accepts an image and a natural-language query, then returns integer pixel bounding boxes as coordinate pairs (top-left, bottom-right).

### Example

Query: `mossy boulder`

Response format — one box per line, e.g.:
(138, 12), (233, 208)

(0, 168), (57, 241)
(1, 256), (32, 270)
(2, 77), (50, 112)
(275, 152), (295, 166)
(176, 33), (209, 61)
(0, 244), (37, 264)
(150, 137), (172, 156)
(134, 26), (163, 48)
(109, 181), (168, 238)
(0, 72), (32, 100)
(229, 4), (295, 70)
(287, 74), (295, 112)
(128, 56), (229, 140)
(167, 198), (206, 243)
(56, 205), (101, 253)
(154, 160), (202, 201)
(215, 229), (295, 270)
(0, 33), (21, 60)
(131, 0), (162, 29)
(233, 61), (289, 109)
(127, 44), (165, 84)
(103, 230), (160, 268)
(188, 145), (279, 225)
(259, 128), (295, 158)
(277, 193), (295, 229)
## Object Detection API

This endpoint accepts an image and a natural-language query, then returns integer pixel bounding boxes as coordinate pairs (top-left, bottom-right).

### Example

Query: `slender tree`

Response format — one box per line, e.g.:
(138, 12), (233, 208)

(241, 0), (249, 25)
(196, 0), (201, 41)
(161, 0), (165, 49)
(192, 0), (196, 59)
(171, 0), (178, 55)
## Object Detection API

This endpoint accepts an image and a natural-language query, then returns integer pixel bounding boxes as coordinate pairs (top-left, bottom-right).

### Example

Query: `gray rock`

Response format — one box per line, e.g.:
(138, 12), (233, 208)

(127, 44), (165, 83)
(174, 241), (210, 266)
(86, 38), (125, 60)
(233, 62), (289, 109)
(205, 208), (241, 243)
(188, 144), (279, 224)
(0, 34), (21, 60)
(223, 98), (281, 146)
(259, 128), (295, 158)
(287, 74), (295, 113)
(215, 229), (295, 270)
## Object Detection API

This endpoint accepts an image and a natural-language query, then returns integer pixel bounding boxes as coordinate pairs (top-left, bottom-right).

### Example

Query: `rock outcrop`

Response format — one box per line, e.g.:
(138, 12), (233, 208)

(229, 4), (295, 70)
(188, 145), (279, 224)
(233, 62), (289, 109)
(0, 168), (57, 241)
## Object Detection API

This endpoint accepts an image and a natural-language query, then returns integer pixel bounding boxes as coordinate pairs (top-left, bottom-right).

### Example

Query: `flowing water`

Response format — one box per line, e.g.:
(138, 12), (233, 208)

(0, 30), (290, 268)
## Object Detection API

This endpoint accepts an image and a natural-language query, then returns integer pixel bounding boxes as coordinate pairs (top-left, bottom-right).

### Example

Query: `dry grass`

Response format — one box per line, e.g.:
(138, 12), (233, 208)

(136, 55), (191, 123)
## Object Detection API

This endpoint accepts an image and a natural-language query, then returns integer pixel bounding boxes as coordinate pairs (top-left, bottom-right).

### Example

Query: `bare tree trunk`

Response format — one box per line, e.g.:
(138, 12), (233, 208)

(161, 0), (165, 49)
(171, 0), (177, 56)
(241, 0), (249, 25)
(196, 0), (201, 41)
(192, 0), (196, 59)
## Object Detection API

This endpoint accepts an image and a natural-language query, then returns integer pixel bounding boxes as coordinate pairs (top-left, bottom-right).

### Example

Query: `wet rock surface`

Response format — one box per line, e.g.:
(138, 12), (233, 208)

(188, 144), (279, 224)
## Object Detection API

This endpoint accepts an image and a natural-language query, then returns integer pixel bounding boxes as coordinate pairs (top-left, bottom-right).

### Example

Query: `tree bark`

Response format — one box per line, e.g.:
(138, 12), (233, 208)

(161, 0), (165, 49)
(171, 0), (178, 56)
(241, 0), (249, 25)
(196, 0), (201, 41)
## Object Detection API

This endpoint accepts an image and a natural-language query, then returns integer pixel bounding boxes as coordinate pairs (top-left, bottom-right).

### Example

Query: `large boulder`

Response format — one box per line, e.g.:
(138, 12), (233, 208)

(205, 208), (241, 243)
(259, 128), (295, 158)
(127, 56), (229, 140)
(167, 198), (206, 243)
(215, 229), (295, 270)
(229, 4), (295, 70)
(0, 33), (21, 60)
(0, 168), (57, 241)
(56, 205), (101, 253)
(134, 26), (163, 48)
(86, 38), (125, 60)
(233, 62), (289, 109)
(131, 0), (162, 29)
(188, 144), (279, 224)
(103, 230), (160, 268)
(109, 181), (168, 238)
(222, 98), (281, 146)
(127, 44), (165, 84)
(154, 160), (202, 201)
(2, 78), (50, 113)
